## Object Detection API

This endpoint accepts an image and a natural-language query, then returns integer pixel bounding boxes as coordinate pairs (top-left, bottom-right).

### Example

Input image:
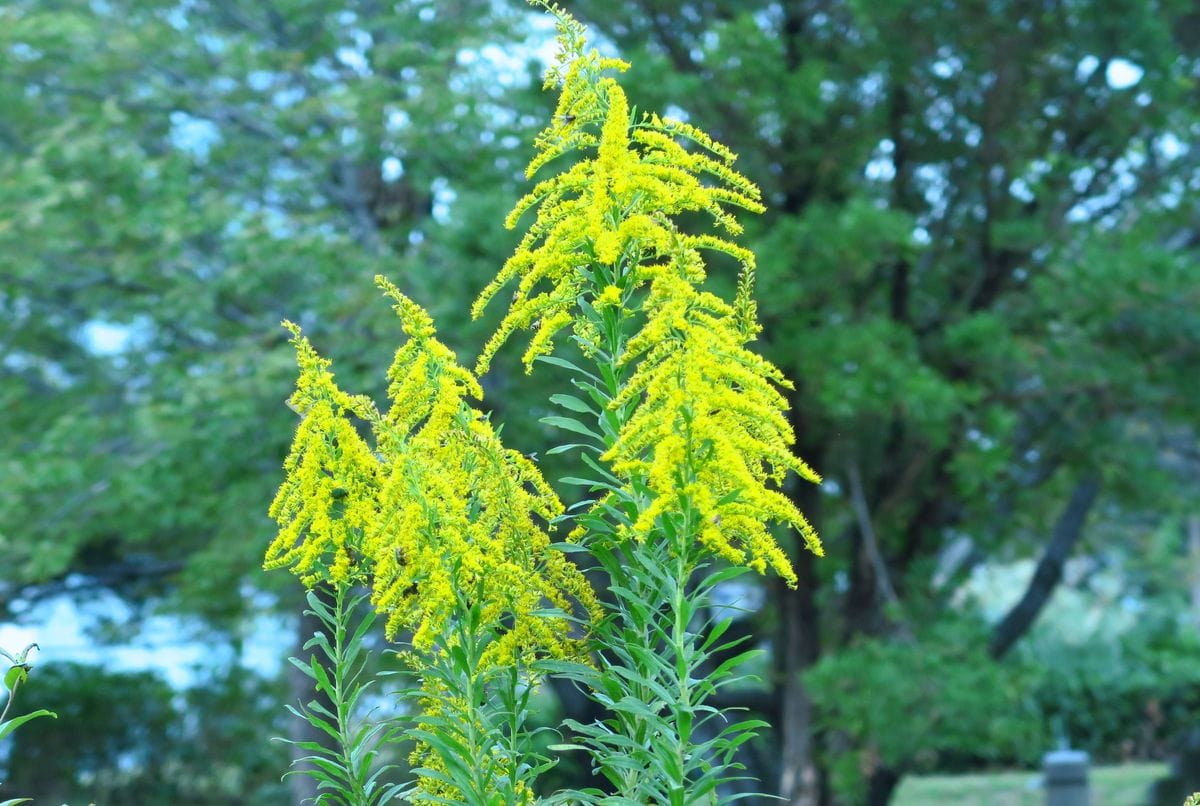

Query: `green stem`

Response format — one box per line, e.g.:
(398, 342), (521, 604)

(331, 585), (368, 804)
(462, 628), (483, 799)
(0, 677), (19, 725)
(584, 252), (705, 801)
(592, 261), (656, 801)
(456, 595), (500, 804)
(672, 529), (693, 800)
(578, 248), (747, 803)
(505, 663), (520, 797)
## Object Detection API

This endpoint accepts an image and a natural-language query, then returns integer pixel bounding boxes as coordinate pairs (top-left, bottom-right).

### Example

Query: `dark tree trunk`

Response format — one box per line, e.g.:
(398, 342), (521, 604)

(774, 392), (829, 804)
(841, 528), (878, 641)
(865, 765), (903, 806)
(776, 548), (826, 805)
(989, 476), (1101, 659)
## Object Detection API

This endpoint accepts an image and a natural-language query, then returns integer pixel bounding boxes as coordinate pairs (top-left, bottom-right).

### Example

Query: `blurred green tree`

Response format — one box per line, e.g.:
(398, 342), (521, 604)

(2, 662), (290, 804)
(0, 0), (546, 615)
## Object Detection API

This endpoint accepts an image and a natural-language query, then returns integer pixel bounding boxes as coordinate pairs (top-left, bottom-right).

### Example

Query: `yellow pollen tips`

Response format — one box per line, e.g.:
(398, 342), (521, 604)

(595, 285), (622, 308)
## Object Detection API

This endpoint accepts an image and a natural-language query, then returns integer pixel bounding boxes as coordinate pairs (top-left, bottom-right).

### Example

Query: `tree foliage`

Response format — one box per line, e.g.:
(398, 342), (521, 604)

(2, 663), (288, 804)
(0, 0), (541, 619)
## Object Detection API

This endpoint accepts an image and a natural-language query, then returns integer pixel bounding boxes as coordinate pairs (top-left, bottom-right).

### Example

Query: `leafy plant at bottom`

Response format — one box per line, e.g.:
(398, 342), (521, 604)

(0, 643), (56, 806)
(543, 544), (769, 806)
(805, 619), (1042, 802)
(280, 587), (398, 806)
(395, 579), (562, 805)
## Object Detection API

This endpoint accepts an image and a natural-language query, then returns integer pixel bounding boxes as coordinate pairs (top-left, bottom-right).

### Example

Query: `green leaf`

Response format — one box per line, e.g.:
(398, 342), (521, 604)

(558, 476), (619, 491)
(4, 665), (27, 691)
(699, 617), (736, 653)
(548, 393), (598, 415)
(579, 451), (623, 484)
(545, 442), (600, 455)
(709, 649), (764, 681)
(532, 659), (596, 679)
(535, 355), (601, 382)
(539, 415), (603, 441)
(547, 541), (590, 553)
(286, 655), (317, 681)
(0, 709), (56, 741)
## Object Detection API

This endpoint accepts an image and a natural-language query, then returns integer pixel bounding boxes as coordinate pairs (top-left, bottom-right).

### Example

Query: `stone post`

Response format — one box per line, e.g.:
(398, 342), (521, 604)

(1044, 748), (1089, 806)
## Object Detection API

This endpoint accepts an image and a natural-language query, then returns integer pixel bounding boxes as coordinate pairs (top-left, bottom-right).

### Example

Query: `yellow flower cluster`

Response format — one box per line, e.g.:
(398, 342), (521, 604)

(605, 252), (824, 585)
(476, 6), (822, 582)
(265, 322), (379, 587)
(471, 6), (761, 376)
(265, 278), (598, 665)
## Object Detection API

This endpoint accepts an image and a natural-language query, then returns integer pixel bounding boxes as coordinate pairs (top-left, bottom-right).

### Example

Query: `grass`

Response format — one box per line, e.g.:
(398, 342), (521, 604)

(894, 762), (1169, 806)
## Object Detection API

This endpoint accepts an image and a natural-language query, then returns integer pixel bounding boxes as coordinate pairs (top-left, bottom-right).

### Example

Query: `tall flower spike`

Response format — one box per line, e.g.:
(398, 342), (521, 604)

(265, 322), (380, 587)
(604, 243), (824, 585)
(478, 5), (822, 582)
(365, 277), (599, 656)
(266, 286), (598, 660)
(471, 8), (762, 376)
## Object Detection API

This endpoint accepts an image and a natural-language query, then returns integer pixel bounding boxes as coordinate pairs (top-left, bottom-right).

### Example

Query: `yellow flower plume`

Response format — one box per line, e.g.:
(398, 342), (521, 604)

(471, 5), (762, 376)
(265, 322), (379, 587)
(605, 250), (824, 586)
(476, 5), (822, 583)
(265, 280), (598, 665)
(369, 278), (598, 659)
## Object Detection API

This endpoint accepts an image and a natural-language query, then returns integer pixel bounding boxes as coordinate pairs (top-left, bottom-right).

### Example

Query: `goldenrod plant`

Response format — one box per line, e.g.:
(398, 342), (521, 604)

(0, 643), (56, 806)
(265, 3), (820, 803)
(267, 281), (597, 804)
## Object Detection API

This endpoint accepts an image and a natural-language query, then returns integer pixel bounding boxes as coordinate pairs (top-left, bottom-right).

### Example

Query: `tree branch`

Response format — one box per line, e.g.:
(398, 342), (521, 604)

(988, 475), (1101, 659)
(847, 462), (913, 641)
(0, 558), (185, 613)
